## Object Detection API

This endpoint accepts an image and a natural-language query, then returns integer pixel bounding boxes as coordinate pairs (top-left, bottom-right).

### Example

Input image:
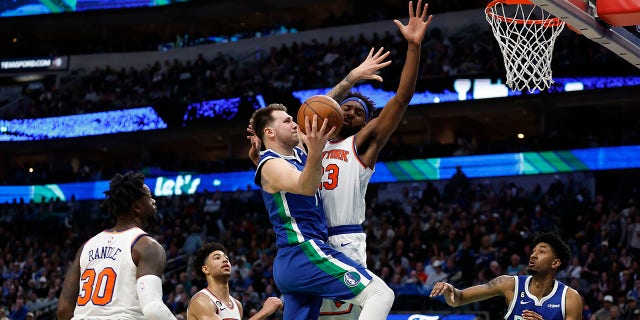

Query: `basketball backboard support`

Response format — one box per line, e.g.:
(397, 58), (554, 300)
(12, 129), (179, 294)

(530, 0), (640, 69)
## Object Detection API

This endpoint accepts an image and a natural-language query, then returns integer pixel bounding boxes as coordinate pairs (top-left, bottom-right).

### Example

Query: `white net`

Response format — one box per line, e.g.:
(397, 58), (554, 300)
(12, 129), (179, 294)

(485, 1), (566, 92)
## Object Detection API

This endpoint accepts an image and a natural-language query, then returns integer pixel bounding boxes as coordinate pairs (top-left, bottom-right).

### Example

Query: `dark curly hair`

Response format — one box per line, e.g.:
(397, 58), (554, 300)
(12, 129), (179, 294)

(342, 91), (376, 121)
(194, 242), (228, 279)
(532, 232), (571, 271)
(102, 171), (147, 217)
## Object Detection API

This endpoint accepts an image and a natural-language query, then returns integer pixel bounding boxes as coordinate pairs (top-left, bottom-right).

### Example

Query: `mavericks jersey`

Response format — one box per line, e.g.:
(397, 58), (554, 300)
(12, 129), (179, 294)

(321, 136), (373, 228)
(73, 227), (149, 320)
(505, 275), (567, 320)
(188, 288), (241, 320)
(255, 147), (328, 248)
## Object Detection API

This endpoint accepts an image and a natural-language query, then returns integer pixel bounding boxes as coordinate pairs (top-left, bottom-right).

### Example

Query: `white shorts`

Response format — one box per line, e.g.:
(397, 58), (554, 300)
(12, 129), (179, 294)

(320, 231), (367, 319)
(326, 232), (367, 267)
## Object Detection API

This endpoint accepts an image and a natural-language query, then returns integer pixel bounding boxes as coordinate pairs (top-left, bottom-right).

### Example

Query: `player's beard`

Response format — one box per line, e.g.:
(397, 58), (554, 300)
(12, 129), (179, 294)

(526, 268), (538, 276)
(339, 124), (364, 138)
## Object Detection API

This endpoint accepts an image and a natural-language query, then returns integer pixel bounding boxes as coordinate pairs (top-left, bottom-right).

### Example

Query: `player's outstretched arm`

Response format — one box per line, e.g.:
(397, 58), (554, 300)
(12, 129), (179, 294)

(261, 116), (334, 195)
(248, 297), (283, 320)
(429, 275), (514, 307)
(326, 47), (391, 103)
(57, 245), (84, 320)
(356, 0), (433, 167)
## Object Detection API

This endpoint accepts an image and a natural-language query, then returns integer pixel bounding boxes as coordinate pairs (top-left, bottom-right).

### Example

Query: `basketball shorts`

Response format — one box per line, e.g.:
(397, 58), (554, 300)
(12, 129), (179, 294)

(274, 239), (374, 319)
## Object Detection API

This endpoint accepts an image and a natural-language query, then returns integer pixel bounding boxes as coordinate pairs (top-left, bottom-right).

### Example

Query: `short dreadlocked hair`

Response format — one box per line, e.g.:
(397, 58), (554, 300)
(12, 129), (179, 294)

(194, 242), (228, 278)
(102, 171), (147, 217)
(532, 232), (571, 271)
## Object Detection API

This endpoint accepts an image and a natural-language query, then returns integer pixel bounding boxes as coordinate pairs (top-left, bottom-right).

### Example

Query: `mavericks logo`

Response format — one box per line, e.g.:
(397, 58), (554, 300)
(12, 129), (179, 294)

(343, 271), (361, 287)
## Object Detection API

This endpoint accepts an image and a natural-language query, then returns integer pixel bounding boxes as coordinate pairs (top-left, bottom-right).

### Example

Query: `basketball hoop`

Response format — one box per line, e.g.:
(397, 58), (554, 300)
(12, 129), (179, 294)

(485, 0), (566, 92)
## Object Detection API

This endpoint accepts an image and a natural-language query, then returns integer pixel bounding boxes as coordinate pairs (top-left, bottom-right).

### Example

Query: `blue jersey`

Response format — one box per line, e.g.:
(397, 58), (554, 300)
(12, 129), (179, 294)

(505, 275), (568, 320)
(255, 147), (373, 320)
(255, 147), (328, 248)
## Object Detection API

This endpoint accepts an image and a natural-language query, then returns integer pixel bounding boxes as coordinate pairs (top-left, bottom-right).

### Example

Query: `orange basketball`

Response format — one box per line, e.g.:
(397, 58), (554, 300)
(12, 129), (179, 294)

(297, 95), (343, 138)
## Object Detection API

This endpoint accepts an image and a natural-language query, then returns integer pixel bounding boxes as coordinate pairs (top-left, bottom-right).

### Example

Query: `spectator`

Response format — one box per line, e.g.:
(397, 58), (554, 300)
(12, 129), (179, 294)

(592, 295), (616, 320)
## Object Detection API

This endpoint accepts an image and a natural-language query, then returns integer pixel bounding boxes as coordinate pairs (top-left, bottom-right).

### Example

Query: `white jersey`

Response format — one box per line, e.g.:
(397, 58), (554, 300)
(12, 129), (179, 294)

(188, 288), (241, 320)
(73, 227), (149, 320)
(321, 135), (374, 228)
(320, 135), (372, 320)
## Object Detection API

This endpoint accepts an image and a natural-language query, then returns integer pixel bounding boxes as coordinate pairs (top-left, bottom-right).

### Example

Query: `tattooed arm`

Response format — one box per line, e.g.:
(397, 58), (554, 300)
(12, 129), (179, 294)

(325, 47), (391, 103)
(429, 275), (515, 307)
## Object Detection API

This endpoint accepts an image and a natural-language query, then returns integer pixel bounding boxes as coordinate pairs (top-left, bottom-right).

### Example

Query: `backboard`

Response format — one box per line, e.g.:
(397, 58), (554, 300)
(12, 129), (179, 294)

(530, 0), (640, 69)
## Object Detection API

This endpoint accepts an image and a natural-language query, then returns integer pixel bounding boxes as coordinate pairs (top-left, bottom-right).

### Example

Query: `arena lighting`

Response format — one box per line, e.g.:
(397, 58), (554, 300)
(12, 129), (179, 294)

(0, 1), (191, 17)
(2, 75), (639, 142)
(0, 107), (167, 141)
(2, 145), (640, 203)
(292, 76), (640, 106)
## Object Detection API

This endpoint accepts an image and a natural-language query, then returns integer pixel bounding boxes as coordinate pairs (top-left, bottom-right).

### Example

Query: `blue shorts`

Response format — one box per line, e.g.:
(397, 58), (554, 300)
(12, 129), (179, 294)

(274, 239), (373, 320)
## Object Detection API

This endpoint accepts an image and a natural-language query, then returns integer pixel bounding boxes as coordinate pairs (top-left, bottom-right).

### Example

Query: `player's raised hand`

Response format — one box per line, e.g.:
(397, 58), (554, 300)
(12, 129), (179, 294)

(394, 0), (433, 46)
(301, 115), (335, 152)
(348, 47), (391, 83)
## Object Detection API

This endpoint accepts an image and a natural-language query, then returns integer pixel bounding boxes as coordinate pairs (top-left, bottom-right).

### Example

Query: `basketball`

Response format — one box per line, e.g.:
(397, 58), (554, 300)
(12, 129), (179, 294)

(297, 95), (343, 138)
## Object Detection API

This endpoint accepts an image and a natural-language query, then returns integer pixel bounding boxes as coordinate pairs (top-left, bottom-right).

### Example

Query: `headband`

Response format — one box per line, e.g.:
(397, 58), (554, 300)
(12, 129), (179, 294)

(341, 97), (370, 121)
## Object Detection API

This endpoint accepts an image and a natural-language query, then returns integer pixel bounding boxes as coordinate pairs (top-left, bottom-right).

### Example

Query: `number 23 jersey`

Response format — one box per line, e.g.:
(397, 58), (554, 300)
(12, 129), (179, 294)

(74, 227), (150, 319)
(321, 135), (374, 228)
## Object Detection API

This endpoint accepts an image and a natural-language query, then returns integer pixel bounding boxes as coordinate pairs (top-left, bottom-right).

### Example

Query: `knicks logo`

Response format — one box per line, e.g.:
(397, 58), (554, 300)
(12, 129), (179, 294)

(343, 271), (361, 287)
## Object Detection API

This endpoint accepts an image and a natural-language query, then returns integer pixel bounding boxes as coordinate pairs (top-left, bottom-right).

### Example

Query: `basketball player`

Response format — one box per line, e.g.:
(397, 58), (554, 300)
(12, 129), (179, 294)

(57, 172), (176, 320)
(247, 2), (433, 318)
(319, 0), (432, 317)
(250, 104), (394, 320)
(186, 242), (283, 320)
(429, 232), (583, 320)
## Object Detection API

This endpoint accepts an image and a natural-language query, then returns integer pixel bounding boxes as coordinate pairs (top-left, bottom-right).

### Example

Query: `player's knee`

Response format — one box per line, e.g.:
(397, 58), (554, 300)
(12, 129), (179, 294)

(355, 277), (394, 307)
(378, 282), (395, 306)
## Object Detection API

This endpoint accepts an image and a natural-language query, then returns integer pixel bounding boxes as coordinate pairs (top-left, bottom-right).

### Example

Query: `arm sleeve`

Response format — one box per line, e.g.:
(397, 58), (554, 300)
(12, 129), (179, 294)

(137, 275), (177, 320)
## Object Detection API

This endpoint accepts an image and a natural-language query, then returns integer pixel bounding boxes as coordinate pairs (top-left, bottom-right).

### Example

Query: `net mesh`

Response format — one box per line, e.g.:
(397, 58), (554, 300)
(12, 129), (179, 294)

(485, 2), (566, 92)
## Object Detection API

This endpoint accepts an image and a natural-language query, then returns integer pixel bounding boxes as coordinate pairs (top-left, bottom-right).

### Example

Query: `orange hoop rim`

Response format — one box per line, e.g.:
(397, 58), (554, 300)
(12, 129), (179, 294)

(486, 0), (566, 26)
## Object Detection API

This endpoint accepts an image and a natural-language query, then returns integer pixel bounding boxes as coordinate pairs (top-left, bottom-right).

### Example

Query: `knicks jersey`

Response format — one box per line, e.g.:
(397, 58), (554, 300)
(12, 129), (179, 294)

(505, 275), (567, 320)
(188, 288), (241, 320)
(321, 136), (373, 228)
(73, 227), (149, 319)
(255, 147), (328, 248)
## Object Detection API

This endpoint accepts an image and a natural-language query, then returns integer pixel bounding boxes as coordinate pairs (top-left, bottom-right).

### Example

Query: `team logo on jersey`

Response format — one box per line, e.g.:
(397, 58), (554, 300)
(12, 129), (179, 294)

(343, 271), (361, 287)
(547, 303), (560, 308)
(215, 300), (226, 310)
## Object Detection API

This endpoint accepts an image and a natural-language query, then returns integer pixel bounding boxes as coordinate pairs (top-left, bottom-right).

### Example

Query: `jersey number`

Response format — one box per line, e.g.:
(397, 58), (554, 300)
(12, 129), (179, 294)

(321, 164), (340, 190)
(77, 267), (117, 306)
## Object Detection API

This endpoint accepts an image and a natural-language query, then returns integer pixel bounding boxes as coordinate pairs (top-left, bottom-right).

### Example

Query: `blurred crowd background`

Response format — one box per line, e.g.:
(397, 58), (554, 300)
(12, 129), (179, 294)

(2, 169), (640, 319)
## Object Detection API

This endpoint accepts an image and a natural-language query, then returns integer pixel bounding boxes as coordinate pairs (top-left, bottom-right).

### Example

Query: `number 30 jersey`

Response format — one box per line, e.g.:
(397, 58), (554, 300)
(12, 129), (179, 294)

(74, 227), (149, 319)
(321, 136), (373, 229)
